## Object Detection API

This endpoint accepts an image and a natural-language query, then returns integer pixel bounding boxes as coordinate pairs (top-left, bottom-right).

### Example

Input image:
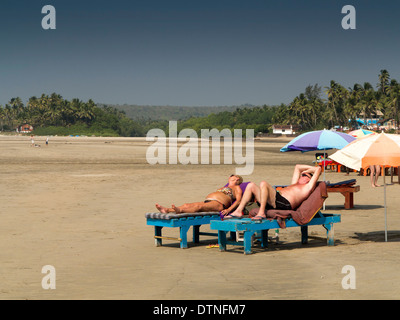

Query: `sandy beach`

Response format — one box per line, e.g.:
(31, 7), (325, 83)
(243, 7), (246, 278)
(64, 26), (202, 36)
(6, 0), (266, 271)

(1, 134), (399, 300)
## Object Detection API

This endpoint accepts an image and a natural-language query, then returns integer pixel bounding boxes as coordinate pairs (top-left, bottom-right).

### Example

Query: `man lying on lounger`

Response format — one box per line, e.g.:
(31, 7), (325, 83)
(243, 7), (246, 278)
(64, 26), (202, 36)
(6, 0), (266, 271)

(228, 164), (322, 220)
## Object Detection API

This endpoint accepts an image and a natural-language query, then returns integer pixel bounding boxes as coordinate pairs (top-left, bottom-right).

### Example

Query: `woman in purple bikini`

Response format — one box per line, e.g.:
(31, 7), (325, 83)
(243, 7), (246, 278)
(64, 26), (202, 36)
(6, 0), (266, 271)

(155, 175), (244, 216)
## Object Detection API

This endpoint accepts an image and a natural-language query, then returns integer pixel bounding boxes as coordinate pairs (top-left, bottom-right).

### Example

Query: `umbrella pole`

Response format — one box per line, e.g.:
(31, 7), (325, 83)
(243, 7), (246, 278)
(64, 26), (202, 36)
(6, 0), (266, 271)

(384, 174), (387, 242)
(323, 150), (326, 210)
(323, 150), (326, 182)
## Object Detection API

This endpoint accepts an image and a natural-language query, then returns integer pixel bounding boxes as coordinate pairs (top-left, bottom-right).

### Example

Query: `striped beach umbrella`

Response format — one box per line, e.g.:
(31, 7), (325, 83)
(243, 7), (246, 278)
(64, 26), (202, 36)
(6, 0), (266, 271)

(330, 133), (400, 241)
(348, 129), (376, 138)
(280, 129), (356, 153)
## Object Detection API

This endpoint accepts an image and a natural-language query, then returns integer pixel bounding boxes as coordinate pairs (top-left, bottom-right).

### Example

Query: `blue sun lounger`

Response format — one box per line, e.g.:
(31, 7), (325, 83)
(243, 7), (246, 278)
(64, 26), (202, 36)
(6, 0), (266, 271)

(210, 212), (340, 254)
(145, 212), (222, 248)
(145, 182), (342, 251)
(145, 182), (251, 248)
(210, 181), (341, 254)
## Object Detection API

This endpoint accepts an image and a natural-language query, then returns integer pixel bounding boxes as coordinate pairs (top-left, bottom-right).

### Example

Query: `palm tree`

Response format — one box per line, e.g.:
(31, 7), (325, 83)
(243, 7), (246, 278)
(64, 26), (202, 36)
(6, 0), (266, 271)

(325, 81), (340, 127)
(356, 83), (377, 128)
(287, 96), (301, 126)
(387, 79), (400, 131)
(299, 94), (311, 128)
(337, 85), (349, 126)
(378, 69), (390, 95)
(26, 96), (40, 127)
(4, 105), (13, 129)
(33, 94), (51, 126)
(82, 99), (96, 124)
(345, 84), (363, 126)
(376, 70), (391, 120)
(44, 103), (59, 125)
(47, 93), (63, 125)
(0, 106), (5, 131)
(71, 98), (84, 124)
(8, 97), (24, 129)
(59, 99), (73, 126)
(325, 80), (349, 128)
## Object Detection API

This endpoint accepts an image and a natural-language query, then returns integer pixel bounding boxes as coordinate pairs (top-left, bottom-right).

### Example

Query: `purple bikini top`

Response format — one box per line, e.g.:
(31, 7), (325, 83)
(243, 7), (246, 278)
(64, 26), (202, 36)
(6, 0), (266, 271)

(224, 181), (250, 194)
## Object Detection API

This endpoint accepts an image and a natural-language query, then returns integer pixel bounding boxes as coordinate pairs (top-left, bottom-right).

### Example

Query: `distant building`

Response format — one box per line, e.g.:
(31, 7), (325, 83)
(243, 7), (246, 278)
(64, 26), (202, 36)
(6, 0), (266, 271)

(272, 125), (301, 135)
(18, 124), (33, 133)
(377, 119), (397, 131)
(355, 111), (383, 128)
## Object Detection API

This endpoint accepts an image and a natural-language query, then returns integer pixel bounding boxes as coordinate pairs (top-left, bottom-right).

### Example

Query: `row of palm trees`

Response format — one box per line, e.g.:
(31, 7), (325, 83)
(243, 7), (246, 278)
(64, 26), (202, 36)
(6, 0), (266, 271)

(0, 93), (97, 131)
(2, 70), (399, 134)
(274, 70), (400, 131)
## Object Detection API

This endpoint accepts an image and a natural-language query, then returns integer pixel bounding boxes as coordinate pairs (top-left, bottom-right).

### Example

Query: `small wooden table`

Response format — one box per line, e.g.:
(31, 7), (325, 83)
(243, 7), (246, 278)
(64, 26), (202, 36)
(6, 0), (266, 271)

(327, 185), (360, 209)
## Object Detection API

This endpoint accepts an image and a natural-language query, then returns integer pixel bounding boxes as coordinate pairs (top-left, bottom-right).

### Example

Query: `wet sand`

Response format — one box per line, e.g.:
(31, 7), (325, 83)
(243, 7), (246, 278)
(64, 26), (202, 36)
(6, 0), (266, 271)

(0, 134), (399, 299)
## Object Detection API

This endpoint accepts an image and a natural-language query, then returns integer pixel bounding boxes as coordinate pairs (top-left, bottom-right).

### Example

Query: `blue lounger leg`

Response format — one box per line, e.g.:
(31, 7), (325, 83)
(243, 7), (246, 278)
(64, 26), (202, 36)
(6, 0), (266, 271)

(193, 225), (200, 244)
(261, 229), (268, 249)
(155, 226), (163, 247)
(243, 231), (255, 255)
(218, 230), (227, 251)
(301, 226), (308, 244)
(324, 223), (335, 246)
(180, 226), (190, 249)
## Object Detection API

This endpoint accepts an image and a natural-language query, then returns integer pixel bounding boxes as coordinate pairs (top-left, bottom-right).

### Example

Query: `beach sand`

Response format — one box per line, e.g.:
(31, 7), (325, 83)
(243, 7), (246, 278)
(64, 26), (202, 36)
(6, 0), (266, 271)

(0, 134), (399, 300)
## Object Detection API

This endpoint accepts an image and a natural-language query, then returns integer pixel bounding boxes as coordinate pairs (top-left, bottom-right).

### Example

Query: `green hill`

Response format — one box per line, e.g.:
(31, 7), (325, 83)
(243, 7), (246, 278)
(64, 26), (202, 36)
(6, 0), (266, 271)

(100, 104), (258, 121)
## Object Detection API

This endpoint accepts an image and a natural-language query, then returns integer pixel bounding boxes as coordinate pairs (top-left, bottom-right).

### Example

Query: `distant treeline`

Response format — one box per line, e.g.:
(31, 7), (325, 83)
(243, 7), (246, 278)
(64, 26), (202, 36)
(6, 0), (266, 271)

(147, 106), (274, 135)
(0, 94), (144, 137)
(1, 70), (399, 136)
(101, 103), (257, 121)
(274, 70), (400, 131)
(0, 94), (273, 136)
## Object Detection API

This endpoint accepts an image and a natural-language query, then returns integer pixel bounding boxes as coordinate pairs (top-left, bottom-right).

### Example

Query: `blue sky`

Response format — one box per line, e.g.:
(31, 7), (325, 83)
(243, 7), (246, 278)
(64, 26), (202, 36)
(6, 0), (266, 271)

(1, 0), (400, 106)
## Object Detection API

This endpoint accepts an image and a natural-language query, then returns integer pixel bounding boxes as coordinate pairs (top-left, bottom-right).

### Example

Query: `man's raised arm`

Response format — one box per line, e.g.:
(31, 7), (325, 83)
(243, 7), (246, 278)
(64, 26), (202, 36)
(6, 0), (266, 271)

(291, 164), (318, 185)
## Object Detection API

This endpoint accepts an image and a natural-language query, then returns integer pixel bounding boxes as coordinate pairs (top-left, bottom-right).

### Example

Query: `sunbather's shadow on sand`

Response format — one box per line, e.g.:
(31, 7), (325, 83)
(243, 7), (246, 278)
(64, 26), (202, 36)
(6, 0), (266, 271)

(258, 237), (345, 253)
(324, 204), (383, 211)
(353, 231), (400, 242)
(156, 236), (345, 253)
(215, 236), (346, 255)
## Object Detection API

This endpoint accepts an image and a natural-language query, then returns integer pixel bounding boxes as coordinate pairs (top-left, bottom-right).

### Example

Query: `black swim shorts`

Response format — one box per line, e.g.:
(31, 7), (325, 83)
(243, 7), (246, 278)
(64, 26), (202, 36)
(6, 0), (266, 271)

(264, 190), (292, 210)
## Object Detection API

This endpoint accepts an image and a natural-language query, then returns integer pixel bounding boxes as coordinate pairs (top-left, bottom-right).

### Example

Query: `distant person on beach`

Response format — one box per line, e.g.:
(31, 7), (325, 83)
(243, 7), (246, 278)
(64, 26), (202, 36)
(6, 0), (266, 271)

(30, 135), (34, 147)
(229, 164), (322, 220)
(370, 165), (381, 187)
(155, 175), (244, 215)
(46, 137), (49, 146)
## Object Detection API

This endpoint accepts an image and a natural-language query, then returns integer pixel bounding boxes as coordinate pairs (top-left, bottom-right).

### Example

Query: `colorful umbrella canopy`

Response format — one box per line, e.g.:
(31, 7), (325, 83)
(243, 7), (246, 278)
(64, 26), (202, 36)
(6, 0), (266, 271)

(330, 133), (400, 241)
(280, 129), (356, 152)
(348, 129), (376, 139)
(330, 133), (400, 170)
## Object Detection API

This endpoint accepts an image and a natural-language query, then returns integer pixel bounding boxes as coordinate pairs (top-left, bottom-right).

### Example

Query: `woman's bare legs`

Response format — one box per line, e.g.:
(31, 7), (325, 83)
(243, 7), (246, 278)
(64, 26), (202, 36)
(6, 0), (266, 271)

(155, 204), (172, 213)
(370, 165), (381, 187)
(156, 201), (223, 214)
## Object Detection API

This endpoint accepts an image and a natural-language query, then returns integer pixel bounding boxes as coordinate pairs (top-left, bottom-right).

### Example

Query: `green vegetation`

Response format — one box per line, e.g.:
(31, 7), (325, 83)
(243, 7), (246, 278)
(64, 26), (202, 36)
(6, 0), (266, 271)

(102, 104), (256, 121)
(0, 93), (146, 136)
(274, 70), (400, 131)
(1, 70), (399, 136)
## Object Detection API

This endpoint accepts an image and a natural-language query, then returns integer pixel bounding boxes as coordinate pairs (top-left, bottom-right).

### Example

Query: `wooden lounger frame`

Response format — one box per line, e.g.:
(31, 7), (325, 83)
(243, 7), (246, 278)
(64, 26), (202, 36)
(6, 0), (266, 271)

(210, 212), (341, 255)
(145, 212), (221, 248)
